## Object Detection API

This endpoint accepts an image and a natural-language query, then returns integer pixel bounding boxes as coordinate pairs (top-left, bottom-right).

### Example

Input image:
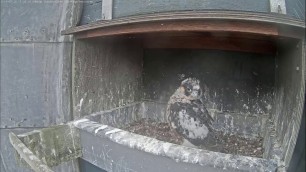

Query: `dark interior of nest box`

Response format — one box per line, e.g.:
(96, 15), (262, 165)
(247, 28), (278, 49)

(73, 30), (304, 164)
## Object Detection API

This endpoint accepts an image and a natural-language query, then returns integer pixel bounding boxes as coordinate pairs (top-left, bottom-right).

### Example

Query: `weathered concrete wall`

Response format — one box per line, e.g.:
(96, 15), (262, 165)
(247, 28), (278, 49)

(0, 0), (79, 171)
(272, 40), (305, 167)
(73, 38), (143, 119)
(142, 49), (275, 117)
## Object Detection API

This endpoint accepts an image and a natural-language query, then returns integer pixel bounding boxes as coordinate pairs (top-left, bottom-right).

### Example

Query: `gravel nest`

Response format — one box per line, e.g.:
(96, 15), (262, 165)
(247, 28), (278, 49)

(123, 119), (263, 158)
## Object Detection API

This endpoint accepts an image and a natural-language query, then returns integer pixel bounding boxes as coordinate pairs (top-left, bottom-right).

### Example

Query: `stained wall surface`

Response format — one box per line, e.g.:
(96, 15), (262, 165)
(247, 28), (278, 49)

(73, 38), (143, 118)
(273, 40), (305, 166)
(0, 0), (79, 171)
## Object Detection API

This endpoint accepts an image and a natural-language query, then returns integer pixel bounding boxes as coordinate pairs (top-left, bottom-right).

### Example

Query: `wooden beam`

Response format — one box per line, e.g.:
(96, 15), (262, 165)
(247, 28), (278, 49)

(143, 35), (277, 54)
(75, 20), (279, 39)
(62, 10), (305, 36)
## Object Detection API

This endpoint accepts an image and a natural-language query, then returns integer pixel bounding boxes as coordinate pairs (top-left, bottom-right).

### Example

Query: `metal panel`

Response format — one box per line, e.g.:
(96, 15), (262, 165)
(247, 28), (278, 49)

(79, 0), (305, 25)
(286, 0), (305, 20)
(273, 40), (305, 167)
(0, 42), (72, 128)
(113, 0), (270, 18)
(80, 1), (102, 25)
(0, 0), (75, 42)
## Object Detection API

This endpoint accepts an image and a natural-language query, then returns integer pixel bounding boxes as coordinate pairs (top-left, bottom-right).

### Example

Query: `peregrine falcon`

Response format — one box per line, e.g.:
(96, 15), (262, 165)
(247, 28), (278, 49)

(166, 78), (215, 147)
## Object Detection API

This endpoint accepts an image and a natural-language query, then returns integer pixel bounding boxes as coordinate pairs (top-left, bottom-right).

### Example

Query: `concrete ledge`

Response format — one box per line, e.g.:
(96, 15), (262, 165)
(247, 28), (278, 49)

(74, 118), (277, 171)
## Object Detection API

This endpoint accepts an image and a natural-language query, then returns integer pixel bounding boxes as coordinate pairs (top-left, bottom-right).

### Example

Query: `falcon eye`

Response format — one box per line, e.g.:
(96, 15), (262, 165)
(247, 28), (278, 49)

(187, 88), (192, 92)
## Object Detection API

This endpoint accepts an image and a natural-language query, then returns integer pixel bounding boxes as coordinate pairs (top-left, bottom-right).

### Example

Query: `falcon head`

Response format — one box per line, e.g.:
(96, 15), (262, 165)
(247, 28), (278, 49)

(180, 78), (202, 100)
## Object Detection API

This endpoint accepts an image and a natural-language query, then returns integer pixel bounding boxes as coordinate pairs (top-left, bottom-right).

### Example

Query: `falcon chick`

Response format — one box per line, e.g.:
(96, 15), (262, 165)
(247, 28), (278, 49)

(166, 78), (215, 147)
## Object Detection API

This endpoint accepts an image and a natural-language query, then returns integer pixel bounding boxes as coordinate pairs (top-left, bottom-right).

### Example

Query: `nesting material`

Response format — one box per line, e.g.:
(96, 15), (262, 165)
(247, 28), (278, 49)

(124, 119), (263, 158)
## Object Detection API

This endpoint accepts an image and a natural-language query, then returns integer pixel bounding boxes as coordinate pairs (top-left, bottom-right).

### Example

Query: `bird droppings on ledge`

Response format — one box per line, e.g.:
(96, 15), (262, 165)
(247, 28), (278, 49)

(123, 118), (264, 158)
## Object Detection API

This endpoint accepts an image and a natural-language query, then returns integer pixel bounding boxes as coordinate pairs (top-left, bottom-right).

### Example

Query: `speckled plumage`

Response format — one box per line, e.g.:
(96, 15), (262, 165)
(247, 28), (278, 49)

(166, 78), (215, 146)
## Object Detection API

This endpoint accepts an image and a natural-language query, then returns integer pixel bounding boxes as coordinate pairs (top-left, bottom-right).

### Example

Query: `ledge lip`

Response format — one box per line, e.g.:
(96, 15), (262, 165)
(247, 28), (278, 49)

(61, 10), (306, 36)
(72, 116), (278, 171)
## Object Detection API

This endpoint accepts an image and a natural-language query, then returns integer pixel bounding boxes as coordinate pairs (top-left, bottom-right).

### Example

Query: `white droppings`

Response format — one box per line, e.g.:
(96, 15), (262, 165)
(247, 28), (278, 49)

(23, 148), (32, 154)
(266, 104), (272, 110)
(162, 143), (172, 153)
(52, 149), (56, 156)
(94, 125), (108, 134)
(76, 98), (84, 112)
(235, 89), (239, 94)
(29, 155), (38, 161)
(243, 104), (249, 110)
(192, 107), (199, 112)
(73, 118), (89, 126)
(105, 129), (122, 135)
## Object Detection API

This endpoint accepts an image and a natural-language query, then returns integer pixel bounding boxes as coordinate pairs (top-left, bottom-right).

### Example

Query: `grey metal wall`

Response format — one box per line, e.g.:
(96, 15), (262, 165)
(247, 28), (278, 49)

(286, 0), (306, 20)
(73, 38), (143, 119)
(113, 0), (269, 18)
(80, 0), (305, 25)
(273, 40), (305, 166)
(0, 0), (79, 171)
